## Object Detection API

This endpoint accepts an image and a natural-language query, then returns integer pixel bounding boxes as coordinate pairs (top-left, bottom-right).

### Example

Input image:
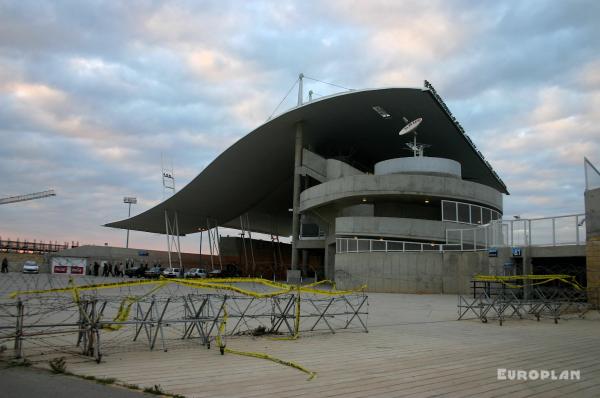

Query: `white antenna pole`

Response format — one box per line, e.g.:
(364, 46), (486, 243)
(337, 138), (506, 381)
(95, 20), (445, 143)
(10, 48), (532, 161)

(297, 73), (304, 106)
(413, 133), (418, 157)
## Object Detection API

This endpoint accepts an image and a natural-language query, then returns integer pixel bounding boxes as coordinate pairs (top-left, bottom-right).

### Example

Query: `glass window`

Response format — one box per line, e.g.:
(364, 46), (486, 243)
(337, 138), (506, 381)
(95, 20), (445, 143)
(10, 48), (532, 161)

(357, 239), (370, 252)
(443, 201), (457, 222)
(482, 208), (492, 224)
(405, 242), (422, 251)
(371, 240), (386, 251)
(387, 241), (404, 251)
(347, 239), (357, 252)
(471, 206), (482, 224)
(458, 203), (470, 223)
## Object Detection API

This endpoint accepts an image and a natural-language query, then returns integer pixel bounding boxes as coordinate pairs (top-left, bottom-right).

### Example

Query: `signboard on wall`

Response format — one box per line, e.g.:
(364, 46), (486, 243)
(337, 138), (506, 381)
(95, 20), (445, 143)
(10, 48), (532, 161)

(511, 247), (522, 257)
(51, 257), (87, 275)
(488, 247), (498, 257)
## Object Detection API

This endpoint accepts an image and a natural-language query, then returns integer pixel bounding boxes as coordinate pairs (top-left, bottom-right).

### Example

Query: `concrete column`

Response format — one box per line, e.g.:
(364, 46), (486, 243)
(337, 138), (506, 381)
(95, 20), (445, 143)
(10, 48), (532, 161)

(522, 249), (532, 300)
(301, 249), (308, 276)
(290, 122), (303, 270)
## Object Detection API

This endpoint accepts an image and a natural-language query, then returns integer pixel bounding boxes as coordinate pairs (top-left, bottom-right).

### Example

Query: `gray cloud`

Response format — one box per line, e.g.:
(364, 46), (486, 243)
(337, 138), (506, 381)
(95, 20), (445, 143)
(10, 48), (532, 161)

(0, 0), (598, 252)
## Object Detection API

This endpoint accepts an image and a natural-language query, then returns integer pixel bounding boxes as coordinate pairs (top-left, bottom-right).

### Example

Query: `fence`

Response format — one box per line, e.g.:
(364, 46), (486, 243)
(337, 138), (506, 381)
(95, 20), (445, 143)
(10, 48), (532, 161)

(446, 213), (587, 249)
(0, 237), (79, 253)
(337, 213), (586, 254)
(0, 275), (368, 362)
(457, 277), (597, 325)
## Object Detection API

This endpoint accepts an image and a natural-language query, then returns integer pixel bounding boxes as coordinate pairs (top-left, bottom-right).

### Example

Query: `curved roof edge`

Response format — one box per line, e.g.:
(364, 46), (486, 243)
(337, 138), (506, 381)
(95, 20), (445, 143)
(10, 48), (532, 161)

(106, 84), (508, 236)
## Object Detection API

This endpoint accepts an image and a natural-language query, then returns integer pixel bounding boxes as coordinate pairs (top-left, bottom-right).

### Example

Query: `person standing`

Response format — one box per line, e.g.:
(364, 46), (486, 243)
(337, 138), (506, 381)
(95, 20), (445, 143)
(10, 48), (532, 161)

(1, 258), (8, 273)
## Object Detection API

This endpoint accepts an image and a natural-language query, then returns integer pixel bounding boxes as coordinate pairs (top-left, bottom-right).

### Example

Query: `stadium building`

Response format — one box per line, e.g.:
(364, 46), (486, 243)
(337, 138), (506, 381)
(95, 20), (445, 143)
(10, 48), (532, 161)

(107, 79), (597, 294)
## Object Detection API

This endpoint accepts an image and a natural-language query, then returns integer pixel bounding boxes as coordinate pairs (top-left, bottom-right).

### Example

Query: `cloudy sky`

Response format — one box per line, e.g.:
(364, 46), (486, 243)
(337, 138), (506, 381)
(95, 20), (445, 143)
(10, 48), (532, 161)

(0, 0), (598, 253)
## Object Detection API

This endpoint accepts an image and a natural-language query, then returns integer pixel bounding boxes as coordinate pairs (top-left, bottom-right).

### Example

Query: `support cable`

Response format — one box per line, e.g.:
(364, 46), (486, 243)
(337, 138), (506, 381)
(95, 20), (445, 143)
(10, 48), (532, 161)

(303, 76), (353, 91)
(267, 77), (300, 121)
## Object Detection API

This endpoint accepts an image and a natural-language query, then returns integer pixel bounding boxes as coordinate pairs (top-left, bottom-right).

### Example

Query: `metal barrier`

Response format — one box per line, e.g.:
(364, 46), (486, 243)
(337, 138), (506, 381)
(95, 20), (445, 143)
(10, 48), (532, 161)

(457, 281), (592, 326)
(0, 283), (368, 362)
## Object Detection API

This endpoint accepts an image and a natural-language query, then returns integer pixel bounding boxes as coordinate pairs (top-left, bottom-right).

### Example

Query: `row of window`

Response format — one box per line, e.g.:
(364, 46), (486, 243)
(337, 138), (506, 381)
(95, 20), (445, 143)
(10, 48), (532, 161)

(441, 200), (501, 225)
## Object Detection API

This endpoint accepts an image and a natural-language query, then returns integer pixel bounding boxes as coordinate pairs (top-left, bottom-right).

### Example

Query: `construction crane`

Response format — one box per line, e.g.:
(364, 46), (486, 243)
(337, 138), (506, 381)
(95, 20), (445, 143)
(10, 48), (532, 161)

(0, 190), (56, 205)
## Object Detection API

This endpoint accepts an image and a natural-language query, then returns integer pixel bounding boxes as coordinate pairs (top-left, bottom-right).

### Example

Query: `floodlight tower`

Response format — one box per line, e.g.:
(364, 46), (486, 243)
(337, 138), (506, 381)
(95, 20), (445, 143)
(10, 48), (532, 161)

(123, 196), (137, 248)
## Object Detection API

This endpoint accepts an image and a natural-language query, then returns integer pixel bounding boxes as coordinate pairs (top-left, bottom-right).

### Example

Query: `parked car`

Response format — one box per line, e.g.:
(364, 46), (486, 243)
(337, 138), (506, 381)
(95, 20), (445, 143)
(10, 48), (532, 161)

(144, 266), (163, 278)
(22, 260), (39, 274)
(162, 267), (180, 278)
(208, 264), (239, 278)
(185, 268), (207, 278)
(208, 269), (223, 278)
(125, 266), (146, 278)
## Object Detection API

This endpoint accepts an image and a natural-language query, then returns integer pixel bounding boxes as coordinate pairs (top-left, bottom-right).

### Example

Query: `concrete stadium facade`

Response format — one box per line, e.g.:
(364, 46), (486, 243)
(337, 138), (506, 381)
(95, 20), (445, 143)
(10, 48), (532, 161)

(107, 81), (595, 295)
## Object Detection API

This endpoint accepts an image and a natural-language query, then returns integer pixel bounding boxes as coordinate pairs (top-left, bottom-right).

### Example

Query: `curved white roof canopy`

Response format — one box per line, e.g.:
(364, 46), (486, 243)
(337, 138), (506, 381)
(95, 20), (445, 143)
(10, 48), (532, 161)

(106, 87), (508, 236)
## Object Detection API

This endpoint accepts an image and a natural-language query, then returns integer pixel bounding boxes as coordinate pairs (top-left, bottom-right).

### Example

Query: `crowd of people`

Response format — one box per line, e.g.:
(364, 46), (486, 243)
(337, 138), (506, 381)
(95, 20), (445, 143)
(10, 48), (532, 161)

(88, 259), (161, 277)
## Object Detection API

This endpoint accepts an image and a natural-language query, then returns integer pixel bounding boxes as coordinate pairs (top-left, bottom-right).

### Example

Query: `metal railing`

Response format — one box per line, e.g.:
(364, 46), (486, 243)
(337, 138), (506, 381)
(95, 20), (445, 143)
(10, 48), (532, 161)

(0, 237), (79, 253)
(336, 238), (445, 253)
(446, 213), (586, 249)
(337, 213), (586, 254)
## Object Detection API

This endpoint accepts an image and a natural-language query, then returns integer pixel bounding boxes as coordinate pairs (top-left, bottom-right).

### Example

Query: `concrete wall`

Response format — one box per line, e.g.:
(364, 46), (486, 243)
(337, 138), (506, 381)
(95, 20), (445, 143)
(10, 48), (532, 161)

(301, 148), (364, 182)
(585, 187), (600, 239)
(585, 187), (600, 306)
(334, 251), (492, 294)
(300, 173), (503, 213)
(335, 217), (480, 242)
(374, 156), (462, 178)
(52, 245), (219, 270)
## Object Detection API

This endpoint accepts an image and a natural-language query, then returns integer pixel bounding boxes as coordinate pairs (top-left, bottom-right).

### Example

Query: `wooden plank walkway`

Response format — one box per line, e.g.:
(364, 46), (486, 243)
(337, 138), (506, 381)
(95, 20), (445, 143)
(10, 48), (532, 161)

(57, 293), (600, 398)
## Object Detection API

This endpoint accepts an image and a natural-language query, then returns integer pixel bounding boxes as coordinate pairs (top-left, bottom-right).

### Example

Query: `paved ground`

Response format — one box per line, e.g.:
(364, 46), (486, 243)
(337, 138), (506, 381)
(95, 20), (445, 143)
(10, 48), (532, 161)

(1, 273), (599, 397)
(0, 366), (150, 398)
(63, 294), (600, 398)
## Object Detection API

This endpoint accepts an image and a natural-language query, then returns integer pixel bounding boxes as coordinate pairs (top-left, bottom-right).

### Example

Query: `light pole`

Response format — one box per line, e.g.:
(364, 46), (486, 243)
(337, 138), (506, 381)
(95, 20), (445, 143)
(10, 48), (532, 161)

(123, 197), (137, 248)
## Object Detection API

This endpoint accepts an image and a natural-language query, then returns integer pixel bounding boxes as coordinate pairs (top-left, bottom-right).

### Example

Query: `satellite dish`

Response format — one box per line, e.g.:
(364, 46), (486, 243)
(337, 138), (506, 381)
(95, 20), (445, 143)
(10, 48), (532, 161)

(398, 117), (422, 136)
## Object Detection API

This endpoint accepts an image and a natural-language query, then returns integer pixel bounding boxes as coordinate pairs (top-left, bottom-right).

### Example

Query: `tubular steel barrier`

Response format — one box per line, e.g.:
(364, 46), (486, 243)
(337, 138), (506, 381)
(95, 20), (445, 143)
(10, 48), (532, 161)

(457, 275), (596, 326)
(0, 276), (368, 367)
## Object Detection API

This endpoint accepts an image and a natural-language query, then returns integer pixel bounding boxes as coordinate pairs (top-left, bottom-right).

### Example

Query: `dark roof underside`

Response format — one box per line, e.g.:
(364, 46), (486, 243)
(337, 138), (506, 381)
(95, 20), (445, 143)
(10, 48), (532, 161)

(106, 87), (508, 236)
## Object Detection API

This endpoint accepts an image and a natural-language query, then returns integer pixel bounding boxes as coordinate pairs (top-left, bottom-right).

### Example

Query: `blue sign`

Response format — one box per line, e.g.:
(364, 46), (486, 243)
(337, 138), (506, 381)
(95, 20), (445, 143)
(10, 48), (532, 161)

(488, 247), (498, 257)
(138, 250), (149, 257)
(511, 247), (522, 257)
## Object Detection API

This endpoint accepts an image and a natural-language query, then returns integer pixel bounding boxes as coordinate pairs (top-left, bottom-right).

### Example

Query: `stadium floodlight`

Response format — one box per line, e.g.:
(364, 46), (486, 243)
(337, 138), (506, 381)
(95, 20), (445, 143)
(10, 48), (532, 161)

(123, 197), (137, 248)
(372, 106), (391, 119)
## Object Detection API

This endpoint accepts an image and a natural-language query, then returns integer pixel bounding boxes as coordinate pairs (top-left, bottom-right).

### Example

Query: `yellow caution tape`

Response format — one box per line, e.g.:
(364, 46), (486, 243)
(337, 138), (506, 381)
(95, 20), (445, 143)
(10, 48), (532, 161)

(8, 279), (163, 298)
(270, 286), (301, 341)
(102, 281), (168, 331)
(9, 277), (366, 299)
(216, 301), (315, 380)
(174, 279), (293, 298)
(223, 348), (316, 381)
(304, 279), (336, 289)
(473, 274), (583, 290)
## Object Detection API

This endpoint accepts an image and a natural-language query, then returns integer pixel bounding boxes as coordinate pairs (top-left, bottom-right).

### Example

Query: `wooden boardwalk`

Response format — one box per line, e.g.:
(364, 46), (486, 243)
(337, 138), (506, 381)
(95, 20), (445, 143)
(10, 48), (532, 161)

(59, 293), (600, 398)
